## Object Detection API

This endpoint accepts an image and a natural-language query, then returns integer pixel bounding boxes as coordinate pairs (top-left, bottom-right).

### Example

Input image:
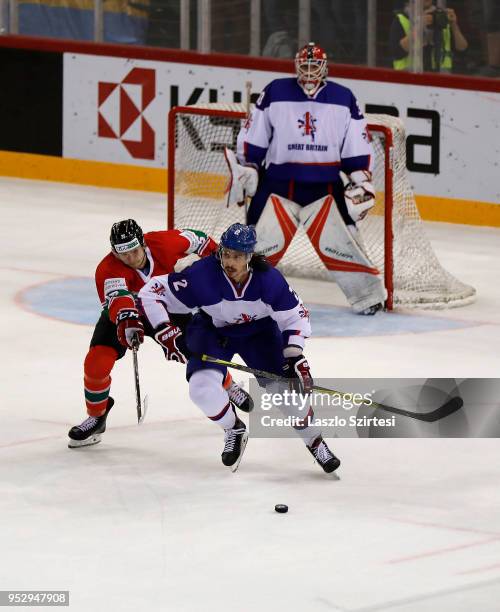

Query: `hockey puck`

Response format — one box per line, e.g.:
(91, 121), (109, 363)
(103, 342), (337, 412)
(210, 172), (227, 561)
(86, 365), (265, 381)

(275, 504), (288, 513)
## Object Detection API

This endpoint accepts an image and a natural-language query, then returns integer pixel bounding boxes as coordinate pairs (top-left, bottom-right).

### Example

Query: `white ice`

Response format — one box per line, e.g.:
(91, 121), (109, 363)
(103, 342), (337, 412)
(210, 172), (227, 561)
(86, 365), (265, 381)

(1, 177), (500, 611)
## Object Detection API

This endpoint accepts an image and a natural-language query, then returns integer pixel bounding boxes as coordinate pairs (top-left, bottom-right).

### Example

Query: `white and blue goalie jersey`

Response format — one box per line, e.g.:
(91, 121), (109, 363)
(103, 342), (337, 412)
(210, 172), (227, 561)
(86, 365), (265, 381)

(236, 77), (373, 183)
(139, 256), (311, 352)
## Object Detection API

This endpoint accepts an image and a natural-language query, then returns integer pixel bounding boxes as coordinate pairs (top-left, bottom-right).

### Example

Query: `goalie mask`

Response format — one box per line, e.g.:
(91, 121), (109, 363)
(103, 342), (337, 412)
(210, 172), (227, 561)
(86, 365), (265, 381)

(295, 42), (328, 97)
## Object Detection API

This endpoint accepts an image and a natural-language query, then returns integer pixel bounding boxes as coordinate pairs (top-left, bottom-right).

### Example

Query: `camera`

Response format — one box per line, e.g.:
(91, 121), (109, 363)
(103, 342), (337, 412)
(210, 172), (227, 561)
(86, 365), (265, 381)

(432, 7), (449, 30)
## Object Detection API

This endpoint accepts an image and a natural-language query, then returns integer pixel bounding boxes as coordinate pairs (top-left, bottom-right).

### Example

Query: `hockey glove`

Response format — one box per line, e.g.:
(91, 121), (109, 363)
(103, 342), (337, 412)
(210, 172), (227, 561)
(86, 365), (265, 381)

(116, 308), (145, 349)
(283, 354), (313, 395)
(224, 147), (258, 207)
(154, 323), (187, 363)
(342, 170), (376, 223)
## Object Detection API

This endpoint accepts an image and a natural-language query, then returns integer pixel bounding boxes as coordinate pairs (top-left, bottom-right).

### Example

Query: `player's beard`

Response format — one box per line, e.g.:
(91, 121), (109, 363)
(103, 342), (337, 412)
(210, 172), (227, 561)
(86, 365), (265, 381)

(226, 266), (249, 284)
(226, 266), (239, 280)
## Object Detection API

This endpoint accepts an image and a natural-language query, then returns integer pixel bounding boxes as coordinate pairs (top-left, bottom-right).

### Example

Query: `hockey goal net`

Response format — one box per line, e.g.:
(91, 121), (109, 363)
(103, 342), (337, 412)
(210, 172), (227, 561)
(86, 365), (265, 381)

(167, 103), (475, 309)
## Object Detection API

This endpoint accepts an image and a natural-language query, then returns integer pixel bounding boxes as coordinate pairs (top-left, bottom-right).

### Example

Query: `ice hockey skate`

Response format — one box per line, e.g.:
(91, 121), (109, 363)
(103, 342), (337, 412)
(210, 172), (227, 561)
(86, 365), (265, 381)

(307, 435), (341, 473)
(68, 397), (114, 448)
(227, 380), (254, 413)
(221, 416), (248, 472)
(358, 303), (383, 316)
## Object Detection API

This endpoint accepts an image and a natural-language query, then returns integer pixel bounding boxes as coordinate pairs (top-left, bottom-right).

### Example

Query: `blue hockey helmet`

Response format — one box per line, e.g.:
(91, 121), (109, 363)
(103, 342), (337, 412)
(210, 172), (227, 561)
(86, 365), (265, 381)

(219, 223), (257, 254)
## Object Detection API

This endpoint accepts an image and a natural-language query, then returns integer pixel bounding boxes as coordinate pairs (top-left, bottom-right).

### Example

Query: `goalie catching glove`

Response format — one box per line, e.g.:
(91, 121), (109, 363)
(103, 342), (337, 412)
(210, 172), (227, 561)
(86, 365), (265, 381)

(224, 147), (258, 207)
(116, 308), (144, 349)
(154, 323), (187, 363)
(283, 348), (313, 395)
(341, 170), (376, 223)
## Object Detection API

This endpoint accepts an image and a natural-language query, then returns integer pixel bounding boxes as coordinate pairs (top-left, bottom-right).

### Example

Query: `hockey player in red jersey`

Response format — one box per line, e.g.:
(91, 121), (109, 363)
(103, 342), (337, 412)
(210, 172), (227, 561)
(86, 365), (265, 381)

(68, 219), (252, 448)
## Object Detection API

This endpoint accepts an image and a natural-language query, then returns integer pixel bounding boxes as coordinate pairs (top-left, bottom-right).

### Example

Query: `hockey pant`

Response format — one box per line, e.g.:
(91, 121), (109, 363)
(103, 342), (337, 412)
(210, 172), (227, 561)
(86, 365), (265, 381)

(254, 194), (387, 313)
(185, 313), (322, 444)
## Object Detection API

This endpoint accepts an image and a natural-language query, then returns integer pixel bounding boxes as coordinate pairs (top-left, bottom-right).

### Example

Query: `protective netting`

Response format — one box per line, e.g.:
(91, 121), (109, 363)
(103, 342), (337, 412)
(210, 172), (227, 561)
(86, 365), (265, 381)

(169, 103), (475, 309)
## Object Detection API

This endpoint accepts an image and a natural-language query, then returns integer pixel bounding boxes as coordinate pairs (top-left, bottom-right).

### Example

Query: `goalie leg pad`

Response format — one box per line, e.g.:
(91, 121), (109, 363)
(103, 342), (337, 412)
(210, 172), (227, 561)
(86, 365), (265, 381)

(299, 195), (387, 312)
(254, 195), (301, 266)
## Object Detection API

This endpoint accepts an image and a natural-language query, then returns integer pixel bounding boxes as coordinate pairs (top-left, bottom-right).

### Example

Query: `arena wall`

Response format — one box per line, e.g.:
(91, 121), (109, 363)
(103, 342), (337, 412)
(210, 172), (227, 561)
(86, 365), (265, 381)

(0, 35), (498, 226)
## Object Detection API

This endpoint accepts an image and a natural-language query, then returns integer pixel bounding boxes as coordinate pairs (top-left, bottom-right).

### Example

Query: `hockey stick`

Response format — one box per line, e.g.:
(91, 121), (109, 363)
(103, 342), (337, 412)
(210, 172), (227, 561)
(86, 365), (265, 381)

(132, 335), (148, 424)
(244, 80), (252, 224)
(201, 354), (463, 423)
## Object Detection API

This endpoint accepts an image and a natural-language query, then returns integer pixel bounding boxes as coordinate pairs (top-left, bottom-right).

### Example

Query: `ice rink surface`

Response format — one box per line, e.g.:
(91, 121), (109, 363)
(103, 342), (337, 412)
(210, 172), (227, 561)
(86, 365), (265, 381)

(1, 177), (500, 611)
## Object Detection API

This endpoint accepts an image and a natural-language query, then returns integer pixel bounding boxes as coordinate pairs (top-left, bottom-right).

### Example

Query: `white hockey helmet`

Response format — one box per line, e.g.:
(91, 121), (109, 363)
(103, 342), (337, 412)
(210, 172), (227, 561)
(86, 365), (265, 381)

(295, 42), (328, 97)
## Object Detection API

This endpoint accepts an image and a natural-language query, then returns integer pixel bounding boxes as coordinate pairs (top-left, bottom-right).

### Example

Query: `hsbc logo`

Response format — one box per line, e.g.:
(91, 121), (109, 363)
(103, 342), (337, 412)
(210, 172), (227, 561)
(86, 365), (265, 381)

(98, 68), (156, 160)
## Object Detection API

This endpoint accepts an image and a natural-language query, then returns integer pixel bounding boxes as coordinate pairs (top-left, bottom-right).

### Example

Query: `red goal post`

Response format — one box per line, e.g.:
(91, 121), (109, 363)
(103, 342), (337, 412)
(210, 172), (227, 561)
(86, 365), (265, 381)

(167, 104), (475, 310)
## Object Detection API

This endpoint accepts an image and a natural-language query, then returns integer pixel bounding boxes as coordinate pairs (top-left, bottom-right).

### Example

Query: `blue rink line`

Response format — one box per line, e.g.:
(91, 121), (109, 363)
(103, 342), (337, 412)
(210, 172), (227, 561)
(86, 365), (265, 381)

(19, 277), (475, 336)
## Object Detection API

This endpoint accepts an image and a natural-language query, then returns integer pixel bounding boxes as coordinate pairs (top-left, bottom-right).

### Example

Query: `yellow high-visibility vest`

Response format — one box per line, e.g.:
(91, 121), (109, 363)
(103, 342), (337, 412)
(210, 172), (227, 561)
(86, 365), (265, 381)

(393, 13), (452, 71)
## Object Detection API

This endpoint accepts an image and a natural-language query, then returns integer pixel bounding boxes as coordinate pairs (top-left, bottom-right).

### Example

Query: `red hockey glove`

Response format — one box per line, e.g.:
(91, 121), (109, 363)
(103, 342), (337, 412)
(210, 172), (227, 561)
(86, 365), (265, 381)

(283, 354), (313, 394)
(198, 236), (219, 257)
(154, 324), (187, 363)
(116, 308), (145, 349)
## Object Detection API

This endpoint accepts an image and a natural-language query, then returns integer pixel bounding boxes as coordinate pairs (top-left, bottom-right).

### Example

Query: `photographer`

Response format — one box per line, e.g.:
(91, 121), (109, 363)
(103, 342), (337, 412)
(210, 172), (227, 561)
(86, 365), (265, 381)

(390, 1), (468, 72)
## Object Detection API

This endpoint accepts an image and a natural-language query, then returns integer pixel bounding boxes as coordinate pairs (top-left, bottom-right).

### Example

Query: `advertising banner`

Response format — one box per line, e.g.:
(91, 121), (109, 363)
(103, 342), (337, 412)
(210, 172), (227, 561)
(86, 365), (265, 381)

(63, 53), (500, 204)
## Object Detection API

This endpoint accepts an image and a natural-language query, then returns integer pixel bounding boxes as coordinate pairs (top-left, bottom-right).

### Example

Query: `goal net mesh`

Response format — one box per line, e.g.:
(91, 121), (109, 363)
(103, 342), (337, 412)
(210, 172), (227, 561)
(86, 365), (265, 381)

(169, 103), (475, 309)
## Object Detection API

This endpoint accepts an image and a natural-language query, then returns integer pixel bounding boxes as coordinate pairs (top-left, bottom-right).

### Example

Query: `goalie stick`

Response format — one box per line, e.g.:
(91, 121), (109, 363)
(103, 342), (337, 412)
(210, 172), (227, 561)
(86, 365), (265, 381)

(201, 354), (463, 423)
(243, 79), (252, 223)
(132, 335), (148, 424)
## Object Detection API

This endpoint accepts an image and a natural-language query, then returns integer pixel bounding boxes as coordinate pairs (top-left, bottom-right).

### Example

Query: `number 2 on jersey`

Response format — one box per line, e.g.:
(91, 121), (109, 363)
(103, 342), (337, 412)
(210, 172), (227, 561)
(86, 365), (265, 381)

(173, 279), (188, 291)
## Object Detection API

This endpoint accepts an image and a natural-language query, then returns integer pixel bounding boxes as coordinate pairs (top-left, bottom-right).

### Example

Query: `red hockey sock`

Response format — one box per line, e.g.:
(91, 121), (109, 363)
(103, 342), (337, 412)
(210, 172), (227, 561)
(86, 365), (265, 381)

(84, 346), (117, 417)
(222, 371), (233, 390)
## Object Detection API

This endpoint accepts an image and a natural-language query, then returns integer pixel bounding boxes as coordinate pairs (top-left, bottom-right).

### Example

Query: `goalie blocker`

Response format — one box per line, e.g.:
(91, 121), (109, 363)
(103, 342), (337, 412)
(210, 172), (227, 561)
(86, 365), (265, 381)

(224, 148), (258, 207)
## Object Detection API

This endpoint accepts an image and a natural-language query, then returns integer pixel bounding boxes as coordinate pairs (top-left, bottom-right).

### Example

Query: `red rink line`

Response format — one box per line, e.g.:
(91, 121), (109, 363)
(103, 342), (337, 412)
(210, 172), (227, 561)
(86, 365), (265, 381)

(13, 274), (90, 326)
(0, 435), (64, 449)
(387, 536), (500, 564)
(456, 562), (500, 575)
(0, 414), (206, 449)
(388, 516), (500, 538)
(5, 265), (80, 325)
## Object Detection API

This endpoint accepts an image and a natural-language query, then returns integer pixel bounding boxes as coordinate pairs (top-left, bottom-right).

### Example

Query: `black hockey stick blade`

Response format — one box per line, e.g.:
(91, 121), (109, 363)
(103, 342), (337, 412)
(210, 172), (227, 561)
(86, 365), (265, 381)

(201, 355), (464, 424)
(379, 395), (463, 423)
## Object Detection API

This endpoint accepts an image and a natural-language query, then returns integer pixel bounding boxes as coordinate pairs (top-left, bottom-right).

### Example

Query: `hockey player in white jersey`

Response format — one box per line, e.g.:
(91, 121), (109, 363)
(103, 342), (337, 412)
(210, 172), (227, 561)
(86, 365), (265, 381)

(138, 223), (340, 473)
(225, 42), (386, 315)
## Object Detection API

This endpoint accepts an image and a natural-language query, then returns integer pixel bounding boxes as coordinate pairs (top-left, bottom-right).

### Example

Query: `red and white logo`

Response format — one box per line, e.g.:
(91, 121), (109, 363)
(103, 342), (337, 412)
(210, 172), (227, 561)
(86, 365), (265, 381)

(232, 313), (258, 325)
(298, 304), (310, 320)
(150, 281), (165, 296)
(98, 68), (156, 160)
(298, 112), (317, 142)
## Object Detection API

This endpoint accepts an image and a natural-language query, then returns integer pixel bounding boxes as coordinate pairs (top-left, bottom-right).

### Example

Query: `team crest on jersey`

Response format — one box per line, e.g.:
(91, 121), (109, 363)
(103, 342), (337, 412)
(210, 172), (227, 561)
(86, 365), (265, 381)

(298, 305), (310, 320)
(243, 112), (253, 131)
(298, 112), (317, 141)
(150, 281), (165, 296)
(232, 313), (258, 325)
